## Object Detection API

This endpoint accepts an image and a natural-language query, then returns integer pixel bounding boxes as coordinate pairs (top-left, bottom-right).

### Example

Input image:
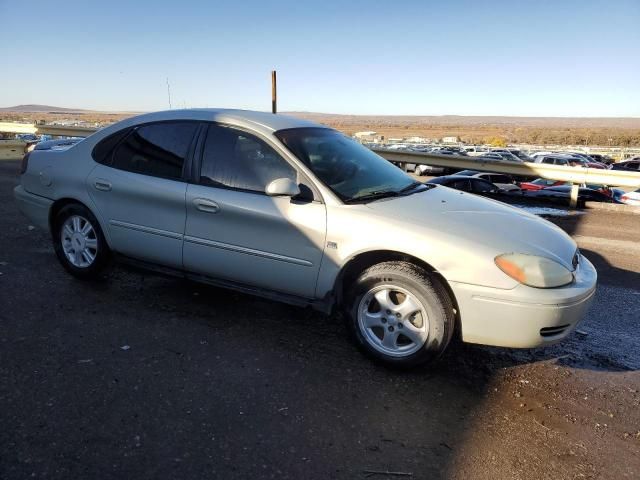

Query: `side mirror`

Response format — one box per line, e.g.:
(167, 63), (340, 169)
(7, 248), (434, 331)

(266, 177), (300, 197)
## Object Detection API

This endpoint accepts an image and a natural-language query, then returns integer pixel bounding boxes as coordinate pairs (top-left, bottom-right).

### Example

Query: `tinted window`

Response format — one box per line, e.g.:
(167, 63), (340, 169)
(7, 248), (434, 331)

(449, 179), (471, 191)
(471, 179), (497, 193)
(111, 122), (198, 180)
(92, 128), (131, 165)
(200, 125), (296, 193)
(492, 175), (511, 184)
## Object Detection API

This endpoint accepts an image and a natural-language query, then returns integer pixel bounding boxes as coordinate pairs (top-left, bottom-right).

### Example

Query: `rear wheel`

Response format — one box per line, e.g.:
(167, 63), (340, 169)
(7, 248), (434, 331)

(346, 261), (455, 368)
(53, 204), (110, 279)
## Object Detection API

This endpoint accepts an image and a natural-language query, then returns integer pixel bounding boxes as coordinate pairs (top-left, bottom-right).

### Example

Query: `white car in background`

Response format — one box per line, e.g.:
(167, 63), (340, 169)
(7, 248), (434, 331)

(620, 189), (640, 206)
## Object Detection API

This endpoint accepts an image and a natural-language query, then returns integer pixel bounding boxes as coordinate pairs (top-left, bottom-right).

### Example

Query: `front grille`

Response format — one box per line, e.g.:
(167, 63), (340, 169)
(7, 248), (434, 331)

(540, 324), (571, 338)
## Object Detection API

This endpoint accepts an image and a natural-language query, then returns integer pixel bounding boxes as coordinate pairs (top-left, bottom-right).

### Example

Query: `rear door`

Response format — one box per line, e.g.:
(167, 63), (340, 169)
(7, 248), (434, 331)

(183, 124), (326, 298)
(87, 121), (200, 268)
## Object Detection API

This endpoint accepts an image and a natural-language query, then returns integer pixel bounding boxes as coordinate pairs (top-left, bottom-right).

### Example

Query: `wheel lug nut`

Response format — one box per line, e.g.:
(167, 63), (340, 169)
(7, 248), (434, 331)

(395, 313), (401, 318)
(398, 323), (403, 329)
(388, 326), (394, 332)
(381, 318), (387, 323)
(386, 309), (391, 314)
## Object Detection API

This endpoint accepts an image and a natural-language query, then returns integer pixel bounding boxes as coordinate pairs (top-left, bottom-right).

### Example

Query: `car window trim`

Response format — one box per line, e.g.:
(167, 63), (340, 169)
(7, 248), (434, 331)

(194, 121), (324, 204)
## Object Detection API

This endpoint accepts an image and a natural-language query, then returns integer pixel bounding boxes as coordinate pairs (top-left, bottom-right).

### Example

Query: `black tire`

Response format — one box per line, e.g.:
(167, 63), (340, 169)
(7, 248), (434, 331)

(52, 203), (110, 280)
(346, 261), (455, 368)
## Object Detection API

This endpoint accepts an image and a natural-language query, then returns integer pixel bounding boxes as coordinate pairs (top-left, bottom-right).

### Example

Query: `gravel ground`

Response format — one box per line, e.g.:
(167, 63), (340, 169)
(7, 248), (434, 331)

(1, 160), (639, 479)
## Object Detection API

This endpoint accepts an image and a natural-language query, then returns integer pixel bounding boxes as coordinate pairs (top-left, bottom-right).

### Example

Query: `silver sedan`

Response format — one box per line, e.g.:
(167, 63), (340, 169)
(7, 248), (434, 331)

(15, 109), (597, 367)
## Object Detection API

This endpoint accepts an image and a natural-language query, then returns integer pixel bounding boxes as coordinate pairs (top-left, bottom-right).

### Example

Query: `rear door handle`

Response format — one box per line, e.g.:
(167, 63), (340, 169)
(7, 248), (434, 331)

(94, 179), (112, 191)
(193, 198), (220, 214)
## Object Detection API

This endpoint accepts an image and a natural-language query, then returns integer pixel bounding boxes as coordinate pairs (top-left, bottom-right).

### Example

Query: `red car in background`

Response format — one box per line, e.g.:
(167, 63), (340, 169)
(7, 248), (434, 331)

(519, 178), (620, 199)
(519, 179), (567, 191)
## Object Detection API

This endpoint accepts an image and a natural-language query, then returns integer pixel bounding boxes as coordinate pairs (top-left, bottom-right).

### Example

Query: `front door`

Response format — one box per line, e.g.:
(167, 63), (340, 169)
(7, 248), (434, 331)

(183, 124), (326, 298)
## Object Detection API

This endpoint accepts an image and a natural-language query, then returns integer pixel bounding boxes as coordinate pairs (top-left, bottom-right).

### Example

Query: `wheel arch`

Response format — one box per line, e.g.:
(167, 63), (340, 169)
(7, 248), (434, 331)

(48, 197), (112, 247)
(333, 250), (460, 329)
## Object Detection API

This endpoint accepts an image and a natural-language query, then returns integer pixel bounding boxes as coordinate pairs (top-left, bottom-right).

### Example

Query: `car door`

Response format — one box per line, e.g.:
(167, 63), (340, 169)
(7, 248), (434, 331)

(183, 124), (326, 298)
(87, 121), (200, 269)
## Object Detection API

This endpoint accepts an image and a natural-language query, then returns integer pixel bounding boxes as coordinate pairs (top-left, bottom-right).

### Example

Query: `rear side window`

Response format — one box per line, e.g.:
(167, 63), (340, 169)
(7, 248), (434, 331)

(471, 179), (496, 193)
(92, 128), (131, 164)
(111, 122), (198, 180)
(450, 179), (471, 191)
(492, 175), (511, 183)
(200, 124), (296, 193)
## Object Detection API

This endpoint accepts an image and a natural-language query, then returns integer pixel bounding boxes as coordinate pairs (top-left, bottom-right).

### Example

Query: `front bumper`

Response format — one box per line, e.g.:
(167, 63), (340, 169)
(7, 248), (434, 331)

(14, 185), (53, 231)
(450, 256), (597, 348)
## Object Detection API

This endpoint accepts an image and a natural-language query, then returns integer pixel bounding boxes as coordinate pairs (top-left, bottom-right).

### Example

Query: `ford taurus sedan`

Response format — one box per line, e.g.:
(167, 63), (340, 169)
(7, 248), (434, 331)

(14, 109), (597, 367)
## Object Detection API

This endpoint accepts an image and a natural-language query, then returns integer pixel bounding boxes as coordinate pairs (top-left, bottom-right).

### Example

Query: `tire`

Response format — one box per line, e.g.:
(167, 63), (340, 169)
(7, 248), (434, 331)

(52, 203), (110, 280)
(346, 261), (455, 368)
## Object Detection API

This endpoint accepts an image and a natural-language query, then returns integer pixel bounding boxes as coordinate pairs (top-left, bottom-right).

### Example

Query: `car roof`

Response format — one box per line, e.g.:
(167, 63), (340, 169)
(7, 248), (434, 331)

(92, 108), (327, 140)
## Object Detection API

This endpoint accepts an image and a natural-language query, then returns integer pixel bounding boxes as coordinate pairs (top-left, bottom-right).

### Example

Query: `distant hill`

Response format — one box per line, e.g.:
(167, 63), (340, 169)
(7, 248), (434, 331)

(0, 104), (93, 113)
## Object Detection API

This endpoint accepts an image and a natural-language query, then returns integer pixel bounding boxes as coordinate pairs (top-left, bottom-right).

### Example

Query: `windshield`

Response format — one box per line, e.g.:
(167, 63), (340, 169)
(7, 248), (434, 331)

(275, 127), (418, 202)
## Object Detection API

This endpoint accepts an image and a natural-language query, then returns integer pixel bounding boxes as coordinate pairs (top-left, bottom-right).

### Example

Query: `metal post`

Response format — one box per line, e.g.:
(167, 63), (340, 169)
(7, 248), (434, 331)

(570, 183), (579, 208)
(271, 70), (277, 114)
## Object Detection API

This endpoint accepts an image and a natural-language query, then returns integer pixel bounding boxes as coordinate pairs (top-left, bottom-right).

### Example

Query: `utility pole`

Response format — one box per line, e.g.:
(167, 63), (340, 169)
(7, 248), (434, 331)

(166, 78), (172, 109)
(271, 70), (277, 114)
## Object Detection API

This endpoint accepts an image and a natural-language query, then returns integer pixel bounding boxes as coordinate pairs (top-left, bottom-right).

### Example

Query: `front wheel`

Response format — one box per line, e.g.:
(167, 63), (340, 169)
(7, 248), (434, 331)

(346, 261), (455, 368)
(53, 204), (110, 280)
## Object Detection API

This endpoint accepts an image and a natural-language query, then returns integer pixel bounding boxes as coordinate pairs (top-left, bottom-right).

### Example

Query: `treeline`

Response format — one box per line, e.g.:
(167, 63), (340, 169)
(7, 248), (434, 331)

(462, 128), (640, 147)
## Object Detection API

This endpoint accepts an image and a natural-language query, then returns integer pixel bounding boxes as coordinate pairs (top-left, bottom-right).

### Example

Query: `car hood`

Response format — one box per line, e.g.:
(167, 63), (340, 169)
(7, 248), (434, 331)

(365, 185), (578, 270)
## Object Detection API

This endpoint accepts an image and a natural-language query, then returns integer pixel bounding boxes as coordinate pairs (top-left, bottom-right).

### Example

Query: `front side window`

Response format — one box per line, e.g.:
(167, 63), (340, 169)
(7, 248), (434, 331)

(275, 127), (416, 202)
(111, 122), (198, 180)
(200, 125), (296, 193)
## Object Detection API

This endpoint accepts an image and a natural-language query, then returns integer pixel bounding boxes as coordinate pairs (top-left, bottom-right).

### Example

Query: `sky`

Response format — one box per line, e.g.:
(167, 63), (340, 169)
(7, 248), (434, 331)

(1, 0), (639, 117)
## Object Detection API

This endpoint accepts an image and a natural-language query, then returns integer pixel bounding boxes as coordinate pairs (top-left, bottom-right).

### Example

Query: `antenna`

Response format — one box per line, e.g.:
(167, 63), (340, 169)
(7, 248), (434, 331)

(166, 77), (172, 109)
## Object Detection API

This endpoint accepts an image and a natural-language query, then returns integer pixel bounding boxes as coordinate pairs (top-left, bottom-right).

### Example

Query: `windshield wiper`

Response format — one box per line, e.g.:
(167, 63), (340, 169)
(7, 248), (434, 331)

(345, 182), (433, 204)
(398, 181), (426, 194)
(344, 190), (400, 204)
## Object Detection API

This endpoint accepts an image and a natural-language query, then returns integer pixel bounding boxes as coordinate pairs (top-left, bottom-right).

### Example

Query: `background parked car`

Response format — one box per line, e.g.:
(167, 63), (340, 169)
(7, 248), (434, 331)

(453, 170), (520, 191)
(620, 188), (640, 206)
(491, 149), (532, 162)
(611, 159), (640, 172)
(426, 175), (505, 198)
(522, 185), (622, 207)
(414, 164), (446, 176)
(478, 152), (523, 163)
(587, 154), (615, 165)
(519, 178), (568, 191)
(563, 153), (608, 169)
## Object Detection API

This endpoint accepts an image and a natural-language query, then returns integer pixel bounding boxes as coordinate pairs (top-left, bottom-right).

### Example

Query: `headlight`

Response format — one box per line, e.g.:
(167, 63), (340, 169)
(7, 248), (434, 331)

(495, 253), (573, 288)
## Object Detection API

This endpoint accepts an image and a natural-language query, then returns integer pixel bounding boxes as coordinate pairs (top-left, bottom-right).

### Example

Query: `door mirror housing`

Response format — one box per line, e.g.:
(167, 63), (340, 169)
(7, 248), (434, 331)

(266, 177), (301, 197)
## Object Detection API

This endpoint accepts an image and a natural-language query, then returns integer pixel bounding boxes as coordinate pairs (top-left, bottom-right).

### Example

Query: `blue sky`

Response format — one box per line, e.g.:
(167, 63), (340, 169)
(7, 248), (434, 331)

(1, 0), (638, 116)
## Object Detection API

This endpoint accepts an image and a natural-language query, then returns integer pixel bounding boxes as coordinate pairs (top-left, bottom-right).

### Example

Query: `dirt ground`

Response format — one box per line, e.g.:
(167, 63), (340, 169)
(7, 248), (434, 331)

(1, 160), (638, 479)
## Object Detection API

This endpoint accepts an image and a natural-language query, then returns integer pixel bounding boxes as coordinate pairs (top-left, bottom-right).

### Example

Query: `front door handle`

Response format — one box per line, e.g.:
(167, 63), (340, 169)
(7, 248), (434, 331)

(193, 198), (220, 214)
(94, 179), (112, 191)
